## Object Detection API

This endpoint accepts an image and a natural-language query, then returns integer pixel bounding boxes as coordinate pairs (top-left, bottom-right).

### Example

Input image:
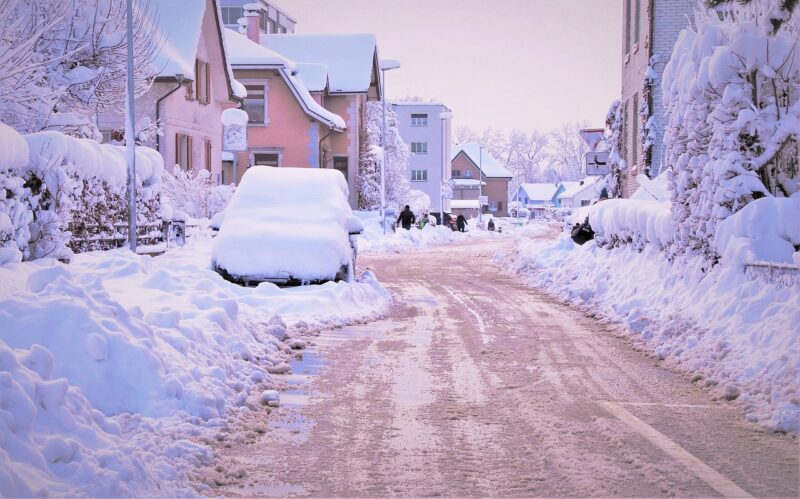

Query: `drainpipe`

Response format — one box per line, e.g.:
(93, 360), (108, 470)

(155, 74), (185, 154)
(318, 126), (335, 168)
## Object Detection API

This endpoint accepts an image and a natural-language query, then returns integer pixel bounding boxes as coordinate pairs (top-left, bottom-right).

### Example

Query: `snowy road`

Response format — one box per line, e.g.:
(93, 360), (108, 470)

(211, 234), (798, 497)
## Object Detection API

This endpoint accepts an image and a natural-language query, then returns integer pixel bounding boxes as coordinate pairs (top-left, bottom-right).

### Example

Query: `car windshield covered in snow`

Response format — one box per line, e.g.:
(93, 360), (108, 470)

(212, 166), (363, 285)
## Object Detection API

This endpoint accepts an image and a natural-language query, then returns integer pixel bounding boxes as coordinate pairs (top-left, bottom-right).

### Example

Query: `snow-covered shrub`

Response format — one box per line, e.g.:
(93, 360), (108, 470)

(161, 168), (233, 219)
(591, 199), (674, 251)
(603, 99), (625, 197)
(0, 122), (164, 260)
(662, 2), (800, 261)
(357, 102), (410, 210)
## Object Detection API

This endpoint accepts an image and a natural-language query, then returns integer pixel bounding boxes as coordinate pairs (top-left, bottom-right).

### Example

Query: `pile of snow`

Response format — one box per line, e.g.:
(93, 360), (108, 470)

(355, 211), (500, 253)
(507, 231), (800, 432)
(590, 199), (673, 251)
(0, 230), (390, 495)
(213, 167), (356, 282)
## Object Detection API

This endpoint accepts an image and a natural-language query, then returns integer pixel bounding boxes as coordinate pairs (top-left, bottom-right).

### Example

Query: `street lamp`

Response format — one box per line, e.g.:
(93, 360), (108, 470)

(124, 0), (137, 252)
(379, 59), (400, 234)
(479, 145), (485, 226)
(439, 111), (453, 225)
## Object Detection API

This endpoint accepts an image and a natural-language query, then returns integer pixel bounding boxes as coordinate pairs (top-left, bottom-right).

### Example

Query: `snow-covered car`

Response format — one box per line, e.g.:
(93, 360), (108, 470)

(211, 166), (364, 286)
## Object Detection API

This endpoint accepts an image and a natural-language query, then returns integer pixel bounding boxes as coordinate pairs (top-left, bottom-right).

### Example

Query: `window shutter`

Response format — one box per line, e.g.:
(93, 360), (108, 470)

(188, 135), (193, 171)
(205, 61), (211, 103)
(175, 133), (180, 168)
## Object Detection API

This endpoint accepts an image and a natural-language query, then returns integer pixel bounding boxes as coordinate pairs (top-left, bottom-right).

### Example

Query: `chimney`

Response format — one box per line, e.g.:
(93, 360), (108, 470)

(242, 3), (260, 43)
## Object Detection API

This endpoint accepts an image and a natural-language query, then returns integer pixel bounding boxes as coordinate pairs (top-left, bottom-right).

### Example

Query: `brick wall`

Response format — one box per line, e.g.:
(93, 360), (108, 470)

(618, 0), (693, 198)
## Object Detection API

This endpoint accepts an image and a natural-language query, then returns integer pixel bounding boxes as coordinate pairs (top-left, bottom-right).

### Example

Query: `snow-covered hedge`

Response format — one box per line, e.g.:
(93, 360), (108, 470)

(662, 5), (800, 260)
(0, 122), (163, 261)
(590, 199), (673, 251)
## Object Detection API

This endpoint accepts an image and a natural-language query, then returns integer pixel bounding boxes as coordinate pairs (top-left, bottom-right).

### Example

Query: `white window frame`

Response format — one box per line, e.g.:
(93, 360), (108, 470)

(411, 142), (428, 154)
(410, 114), (428, 127)
(250, 148), (283, 167)
(411, 169), (428, 182)
(242, 80), (270, 126)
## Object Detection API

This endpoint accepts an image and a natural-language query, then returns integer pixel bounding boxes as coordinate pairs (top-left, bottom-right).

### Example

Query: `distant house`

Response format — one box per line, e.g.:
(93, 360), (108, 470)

(97, 0), (240, 183)
(514, 183), (561, 207)
(224, 23), (345, 184)
(558, 177), (603, 209)
(450, 143), (512, 217)
(261, 31), (382, 208)
(392, 102), (453, 216)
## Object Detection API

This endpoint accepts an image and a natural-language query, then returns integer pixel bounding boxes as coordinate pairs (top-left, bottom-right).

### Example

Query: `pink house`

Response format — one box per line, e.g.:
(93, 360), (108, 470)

(97, 0), (240, 182)
(223, 25), (346, 184)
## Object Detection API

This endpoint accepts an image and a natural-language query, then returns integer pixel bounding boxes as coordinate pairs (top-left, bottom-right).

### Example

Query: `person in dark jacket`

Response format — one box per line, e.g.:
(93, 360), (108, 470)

(456, 214), (467, 232)
(487, 218), (495, 231)
(397, 205), (416, 230)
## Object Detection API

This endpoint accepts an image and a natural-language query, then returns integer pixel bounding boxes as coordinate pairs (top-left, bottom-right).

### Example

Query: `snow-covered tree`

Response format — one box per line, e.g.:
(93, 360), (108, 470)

(358, 102), (410, 210)
(662, 0), (800, 260)
(548, 121), (591, 181)
(0, 0), (159, 138)
(505, 129), (550, 194)
(603, 100), (625, 197)
(161, 168), (234, 219)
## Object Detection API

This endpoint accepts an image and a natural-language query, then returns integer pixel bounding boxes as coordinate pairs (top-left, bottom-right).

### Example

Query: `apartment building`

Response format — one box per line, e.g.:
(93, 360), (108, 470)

(618, 0), (693, 197)
(219, 0), (296, 33)
(392, 102), (452, 215)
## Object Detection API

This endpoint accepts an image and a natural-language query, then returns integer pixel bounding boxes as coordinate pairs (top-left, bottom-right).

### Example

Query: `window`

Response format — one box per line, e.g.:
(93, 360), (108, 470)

(175, 133), (192, 170)
(452, 169), (461, 178)
(244, 84), (266, 124)
(634, 0), (641, 45)
(259, 10), (268, 32)
(195, 59), (210, 104)
(489, 200), (498, 211)
(497, 201), (503, 212)
(580, 200), (591, 207)
(253, 153), (279, 167)
(204, 139), (212, 171)
(464, 170), (473, 178)
(625, 0), (632, 54)
(411, 142), (427, 154)
(410, 114), (428, 126)
(221, 6), (243, 25)
(333, 157), (348, 179)
(633, 95), (640, 165)
(411, 169), (428, 182)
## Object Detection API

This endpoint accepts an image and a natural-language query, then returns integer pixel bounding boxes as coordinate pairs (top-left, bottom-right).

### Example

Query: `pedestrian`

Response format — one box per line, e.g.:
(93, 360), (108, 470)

(487, 218), (495, 231)
(456, 214), (467, 232)
(397, 205), (416, 230)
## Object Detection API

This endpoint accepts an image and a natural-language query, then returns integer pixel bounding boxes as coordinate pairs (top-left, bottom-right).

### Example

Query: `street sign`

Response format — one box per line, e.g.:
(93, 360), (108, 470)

(478, 195), (489, 206)
(579, 128), (605, 152)
(585, 151), (610, 176)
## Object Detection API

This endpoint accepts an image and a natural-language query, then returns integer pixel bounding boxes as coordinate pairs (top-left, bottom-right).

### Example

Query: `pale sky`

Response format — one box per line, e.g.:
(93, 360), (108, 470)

(284, 0), (622, 134)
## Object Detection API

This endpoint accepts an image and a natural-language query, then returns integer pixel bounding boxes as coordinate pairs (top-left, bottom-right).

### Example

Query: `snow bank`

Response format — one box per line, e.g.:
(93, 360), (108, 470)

(0, 231), (390, 495)
(508, 232), (800, 432)
(590, 199), (673, 250)
(355, 211), (498, 253)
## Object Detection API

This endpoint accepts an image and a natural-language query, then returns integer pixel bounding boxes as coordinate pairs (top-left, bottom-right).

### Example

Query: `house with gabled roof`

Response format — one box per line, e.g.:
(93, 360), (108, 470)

(260, 31), (382, 208)
(557, 176), (604, 209)
(513, 183), (561, 207)
(450, 142), (513, 217)
(222, 27), (345, 183)
(97, 0), (240, 183)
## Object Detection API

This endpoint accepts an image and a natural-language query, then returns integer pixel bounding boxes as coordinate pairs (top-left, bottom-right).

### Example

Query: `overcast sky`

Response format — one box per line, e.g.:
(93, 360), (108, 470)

(284, 0), (622, 134)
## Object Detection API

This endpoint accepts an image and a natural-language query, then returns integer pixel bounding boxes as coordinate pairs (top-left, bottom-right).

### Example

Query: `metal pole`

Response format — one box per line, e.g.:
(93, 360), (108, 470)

(479, 146), (484, 226)
(380, 69), (387, 234)
(440, 116), (444, 224)
(233, 154), (238, 185)
(125, 0), (137, 252)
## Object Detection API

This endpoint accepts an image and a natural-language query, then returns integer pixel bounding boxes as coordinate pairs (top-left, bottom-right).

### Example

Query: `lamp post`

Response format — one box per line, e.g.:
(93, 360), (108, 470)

(478, 145), (485, 226)
(379, 59), (400, 234)
(124, 0), (137, 252)
(439, 111), (453, 225)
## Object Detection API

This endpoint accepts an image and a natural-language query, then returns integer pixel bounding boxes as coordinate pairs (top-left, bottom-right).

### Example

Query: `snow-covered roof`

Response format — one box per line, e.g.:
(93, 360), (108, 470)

(451, 199), (481, 209)
(518, 183), (559, 202)
(223, 30), (344, 130)
(148, 1), (207, 79)
(295, 63), (329, 92)
(392, 102), (450, 109)
(263, 34), (377, 93)
(558, 176), (601, 199)
(451, 178), (485, 187)
(451, 142), (513, 179)
(223, 29), (294, 67)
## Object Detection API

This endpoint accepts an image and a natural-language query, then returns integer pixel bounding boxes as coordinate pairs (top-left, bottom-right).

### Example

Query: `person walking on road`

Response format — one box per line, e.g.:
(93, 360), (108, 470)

(397, 205), (416, 230)
(456, 214), (467, 232)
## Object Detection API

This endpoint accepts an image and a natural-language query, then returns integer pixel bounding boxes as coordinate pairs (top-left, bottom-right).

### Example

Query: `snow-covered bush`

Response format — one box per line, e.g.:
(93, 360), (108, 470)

(0, 0), (159, 138)
(591, 199), (674, 251)
(161, 168), (234, 219)
(357, 102), (410, 210)
(662, 2), (800, 261)
(0, 122), (163, 260)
